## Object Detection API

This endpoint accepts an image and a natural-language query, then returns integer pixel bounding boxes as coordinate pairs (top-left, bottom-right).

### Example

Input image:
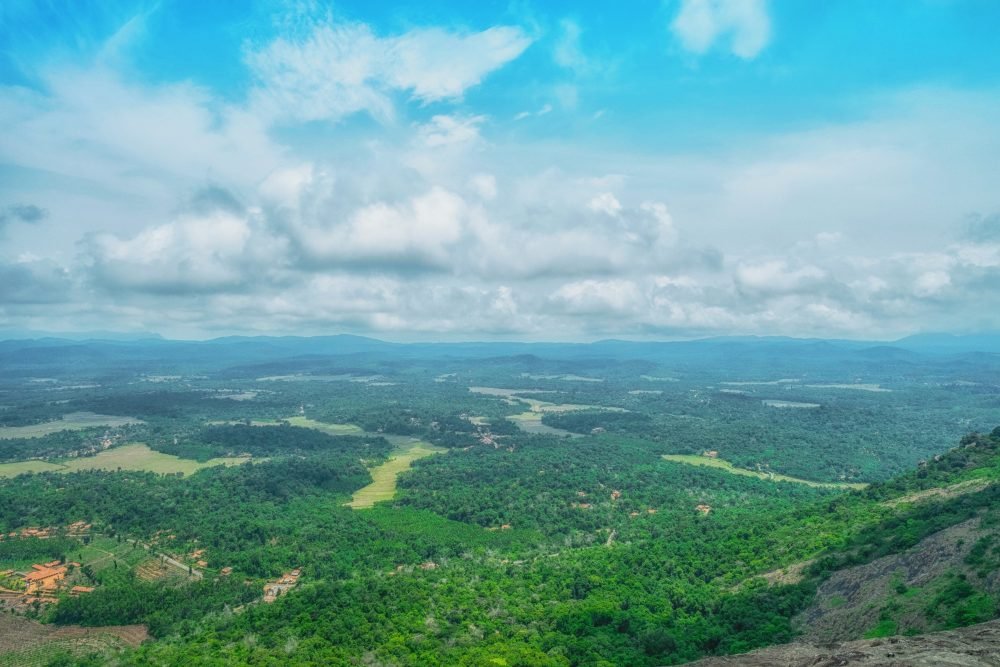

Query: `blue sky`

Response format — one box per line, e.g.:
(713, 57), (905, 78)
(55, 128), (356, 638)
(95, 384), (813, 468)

(1, 0), (1000, 340)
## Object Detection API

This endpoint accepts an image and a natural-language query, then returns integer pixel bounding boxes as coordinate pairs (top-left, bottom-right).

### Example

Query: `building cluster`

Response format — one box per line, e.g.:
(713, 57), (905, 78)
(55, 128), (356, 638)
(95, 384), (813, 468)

(263, 568), (301, 603)
(0, 560), (94, 609)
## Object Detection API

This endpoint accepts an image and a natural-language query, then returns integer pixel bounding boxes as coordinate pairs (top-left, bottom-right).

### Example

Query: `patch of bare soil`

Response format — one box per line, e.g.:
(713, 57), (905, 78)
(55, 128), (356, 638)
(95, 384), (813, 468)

(883, 479), (993, 508)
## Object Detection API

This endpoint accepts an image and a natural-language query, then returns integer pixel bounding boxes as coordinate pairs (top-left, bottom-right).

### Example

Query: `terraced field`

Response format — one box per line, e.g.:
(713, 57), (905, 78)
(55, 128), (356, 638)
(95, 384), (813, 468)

(0, 614), (147, 666)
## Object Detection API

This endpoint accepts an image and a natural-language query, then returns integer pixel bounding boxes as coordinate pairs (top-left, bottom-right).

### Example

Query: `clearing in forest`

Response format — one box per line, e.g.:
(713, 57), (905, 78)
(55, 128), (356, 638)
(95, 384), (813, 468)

(0, 412), (142, 439)
(762, 399), (821, 409)
(470, 386), (626, 437)
(346, 440), (445, 509)
(803, 383), (891, 392)
(661, 454), (867, 490)
(284, 416), (365, 435)
(0, 444), (249, 478)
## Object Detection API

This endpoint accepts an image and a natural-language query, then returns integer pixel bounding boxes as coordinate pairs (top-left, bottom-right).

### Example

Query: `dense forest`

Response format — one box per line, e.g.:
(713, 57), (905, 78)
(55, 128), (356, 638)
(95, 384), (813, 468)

(0, 337), (998, 665)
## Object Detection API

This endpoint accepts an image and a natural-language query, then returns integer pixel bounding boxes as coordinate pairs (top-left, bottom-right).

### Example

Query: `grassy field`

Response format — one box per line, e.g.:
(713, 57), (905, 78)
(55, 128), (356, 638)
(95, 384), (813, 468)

(507, 412), (581, 437)
(347, 440), (445, 509)
(0, 460), (65, 476)
(0, 412), (142, 440)
(0, 444), (249, 478)
(662, 454), (868, 490)
(284, 416), (365, 435)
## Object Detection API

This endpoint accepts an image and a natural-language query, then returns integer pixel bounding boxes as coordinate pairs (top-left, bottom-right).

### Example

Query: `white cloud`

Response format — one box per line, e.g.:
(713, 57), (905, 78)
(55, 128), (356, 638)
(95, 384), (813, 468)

(86, 205), (280, 294)
(247, 18), (532, 124)
(914, 270), (951, 297)
(588, 192), (622, 216)
(469, 173), (498, 200)
(285, 186), (470, 270)
(4, 5), (1000, 340)
(0, 69), (282, 202)
(671, 0), (771, 59)
(551, 279), (643, 314)
(735, 260), (826, 295)
(416, 114), (486, 148)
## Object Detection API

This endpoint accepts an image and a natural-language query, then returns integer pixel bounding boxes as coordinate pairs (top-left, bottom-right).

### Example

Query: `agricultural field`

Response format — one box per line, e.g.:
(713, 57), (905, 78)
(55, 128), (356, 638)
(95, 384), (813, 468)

(347, 440), (445, 509)
(0, 412), (142, 440)
(0, 444), (249, 478)
(0, 614), (146, 667)
(284, 416), (365, 435)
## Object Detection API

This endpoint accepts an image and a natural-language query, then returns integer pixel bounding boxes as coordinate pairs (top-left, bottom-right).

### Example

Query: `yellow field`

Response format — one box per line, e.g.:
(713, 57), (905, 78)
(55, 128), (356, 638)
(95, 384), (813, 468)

(0, 444), (249, 478)
(661, 454), (867, 490)
(346, 441), (445, 509)
(0, 412), (142, 440)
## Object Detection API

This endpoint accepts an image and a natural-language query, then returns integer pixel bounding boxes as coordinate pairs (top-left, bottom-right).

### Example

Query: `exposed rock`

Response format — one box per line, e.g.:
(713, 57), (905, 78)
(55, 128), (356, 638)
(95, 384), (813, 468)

(683, 618), (1000, 666)
(796, 519), (988, 642)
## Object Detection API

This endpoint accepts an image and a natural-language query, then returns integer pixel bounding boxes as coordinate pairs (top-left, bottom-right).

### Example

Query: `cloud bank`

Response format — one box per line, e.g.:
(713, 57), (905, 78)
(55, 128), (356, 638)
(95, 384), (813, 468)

(1, 5), (999, 340)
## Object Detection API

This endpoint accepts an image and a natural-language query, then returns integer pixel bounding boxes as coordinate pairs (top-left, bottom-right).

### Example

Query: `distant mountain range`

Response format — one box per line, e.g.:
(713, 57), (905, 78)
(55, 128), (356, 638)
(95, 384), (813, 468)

(1, 332), (998, 377)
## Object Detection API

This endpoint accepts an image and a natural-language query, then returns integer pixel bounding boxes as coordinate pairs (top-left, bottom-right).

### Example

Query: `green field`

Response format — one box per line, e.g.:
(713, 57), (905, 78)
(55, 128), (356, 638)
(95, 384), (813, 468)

(346, 440), (445, 509)
(0, 460), (65, 476)
(0, 412), (142, 440)
(661, 454), (868, 490)
(284, 416), (365, 435)
(0, 444), (249, 478)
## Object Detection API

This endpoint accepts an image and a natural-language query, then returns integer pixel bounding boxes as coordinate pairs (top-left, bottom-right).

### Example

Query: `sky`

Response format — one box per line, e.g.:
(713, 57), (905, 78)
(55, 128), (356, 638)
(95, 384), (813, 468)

(1, 0), (1000, 341)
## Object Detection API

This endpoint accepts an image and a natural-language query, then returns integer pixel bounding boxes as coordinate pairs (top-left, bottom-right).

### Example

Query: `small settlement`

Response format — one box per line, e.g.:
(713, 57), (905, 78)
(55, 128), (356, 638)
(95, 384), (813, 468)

(263, 568), (301, 603)
(0, 522), (96, 610)
(0, 559), (92, 609)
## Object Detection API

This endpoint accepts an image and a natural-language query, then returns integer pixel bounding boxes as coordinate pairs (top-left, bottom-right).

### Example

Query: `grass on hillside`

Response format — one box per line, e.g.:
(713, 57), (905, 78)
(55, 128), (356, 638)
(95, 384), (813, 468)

(662, 454), (868, 490)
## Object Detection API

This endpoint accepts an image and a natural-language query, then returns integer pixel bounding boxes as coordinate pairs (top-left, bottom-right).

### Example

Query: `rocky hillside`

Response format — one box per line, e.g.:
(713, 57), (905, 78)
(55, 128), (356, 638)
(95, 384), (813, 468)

(688, 428), (1000, 665)
(685, 617), (1000, 666)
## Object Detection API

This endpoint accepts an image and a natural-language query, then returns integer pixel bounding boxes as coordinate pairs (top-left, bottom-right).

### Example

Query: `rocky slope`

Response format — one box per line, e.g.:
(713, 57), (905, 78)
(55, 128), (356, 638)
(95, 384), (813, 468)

(684, 617), (1000, 666)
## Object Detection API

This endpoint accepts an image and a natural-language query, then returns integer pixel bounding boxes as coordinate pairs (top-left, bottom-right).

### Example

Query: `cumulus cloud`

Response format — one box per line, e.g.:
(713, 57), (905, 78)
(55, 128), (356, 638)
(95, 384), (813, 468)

(4, 6), (1000, 340)
(84, 188), (284, 294)
(671, 0), (771, 59)
(247, 17), (532, 124)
